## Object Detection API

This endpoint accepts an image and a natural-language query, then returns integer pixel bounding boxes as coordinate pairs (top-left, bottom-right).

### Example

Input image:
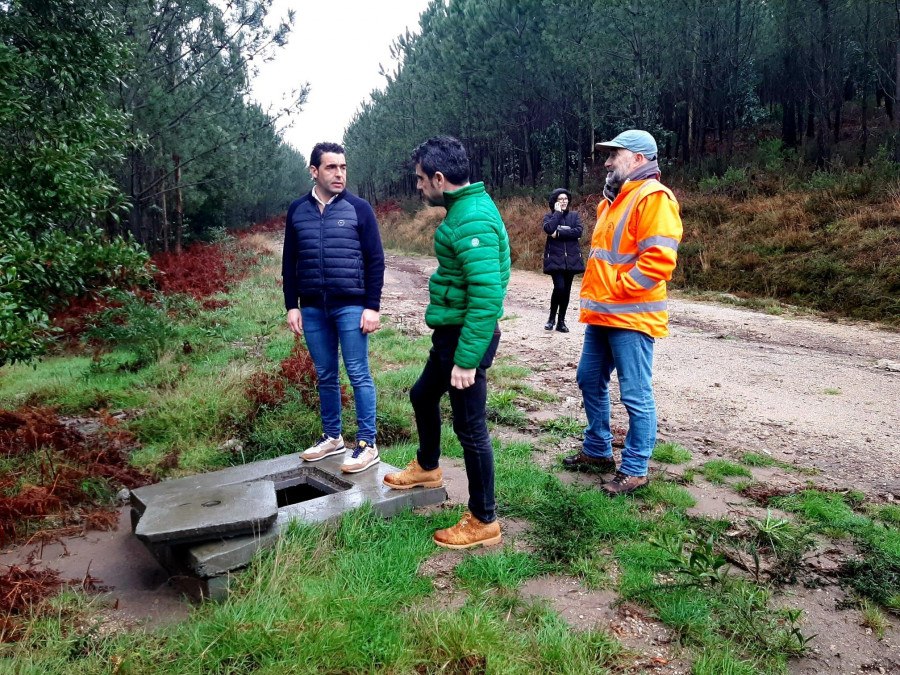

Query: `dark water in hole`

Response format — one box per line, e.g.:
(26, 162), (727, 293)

(275, 482), (330, 507)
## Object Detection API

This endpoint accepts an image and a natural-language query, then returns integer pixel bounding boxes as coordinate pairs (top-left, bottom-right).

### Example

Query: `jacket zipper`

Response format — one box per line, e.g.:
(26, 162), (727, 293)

(320, 203), (327, 306)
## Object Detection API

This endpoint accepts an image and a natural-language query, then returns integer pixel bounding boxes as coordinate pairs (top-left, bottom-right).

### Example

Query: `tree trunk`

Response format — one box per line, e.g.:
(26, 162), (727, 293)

(173, 153), (183, 255)
(160, 173), (169, 254)
(860, 0), (871, 163)
(895, 39), (900, 161)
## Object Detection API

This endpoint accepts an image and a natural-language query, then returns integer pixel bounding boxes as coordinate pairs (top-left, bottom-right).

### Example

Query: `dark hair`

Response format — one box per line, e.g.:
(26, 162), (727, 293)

(410, 135), (469, 184)
(548, 188), (571, 211)
(310, 142), (345, 168)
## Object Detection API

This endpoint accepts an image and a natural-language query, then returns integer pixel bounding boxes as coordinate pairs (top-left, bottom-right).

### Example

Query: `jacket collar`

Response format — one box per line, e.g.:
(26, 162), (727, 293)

(604, 160), (660, 203)
(443, 182), (485, 210)
(309, 188), (346, 208)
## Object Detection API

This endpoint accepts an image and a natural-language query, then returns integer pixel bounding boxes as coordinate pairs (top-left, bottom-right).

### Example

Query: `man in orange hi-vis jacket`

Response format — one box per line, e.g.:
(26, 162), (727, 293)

(563, 129), (683, 496)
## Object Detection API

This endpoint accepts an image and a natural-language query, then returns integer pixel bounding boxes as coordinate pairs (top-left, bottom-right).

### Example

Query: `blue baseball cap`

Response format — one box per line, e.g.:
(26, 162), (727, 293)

(595, 130), (658, 159)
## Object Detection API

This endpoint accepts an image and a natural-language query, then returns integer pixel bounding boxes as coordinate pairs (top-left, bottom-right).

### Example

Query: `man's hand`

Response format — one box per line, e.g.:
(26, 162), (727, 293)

(450, 365), (476, 389)
(286, 308), (303, 336)
(554, 201), (563, 212)
(360, 309), (380, 334)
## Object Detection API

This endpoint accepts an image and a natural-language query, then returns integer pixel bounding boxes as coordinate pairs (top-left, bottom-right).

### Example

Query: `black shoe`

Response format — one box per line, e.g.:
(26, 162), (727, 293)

(562, 452), (616, 473)
(544, 321), (555, 330)
(555, 321), (569, 333)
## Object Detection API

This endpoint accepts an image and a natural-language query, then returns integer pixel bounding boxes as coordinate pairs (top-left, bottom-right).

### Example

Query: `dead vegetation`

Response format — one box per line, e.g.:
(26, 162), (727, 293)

(0, 407), (151, 547)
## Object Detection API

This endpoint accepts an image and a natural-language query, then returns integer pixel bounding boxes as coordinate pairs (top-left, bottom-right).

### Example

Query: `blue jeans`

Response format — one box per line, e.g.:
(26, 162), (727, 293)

(300, 305), (376, 444)
(576, 325), (656, 477)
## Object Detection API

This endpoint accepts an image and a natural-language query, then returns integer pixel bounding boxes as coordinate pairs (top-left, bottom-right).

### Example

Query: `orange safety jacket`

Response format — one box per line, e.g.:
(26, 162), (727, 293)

(579, 178), (682, 337)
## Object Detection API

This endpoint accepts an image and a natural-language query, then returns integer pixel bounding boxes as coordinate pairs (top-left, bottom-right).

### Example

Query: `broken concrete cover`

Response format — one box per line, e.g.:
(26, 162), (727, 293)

(131, 453), (448, 600)
(134, 480), (278, 545)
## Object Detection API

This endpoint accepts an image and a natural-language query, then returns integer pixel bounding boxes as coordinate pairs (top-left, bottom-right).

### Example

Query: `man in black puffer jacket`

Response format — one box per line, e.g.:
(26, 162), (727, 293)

(542, 188), (585, 332)
(282, 142), (385, 474)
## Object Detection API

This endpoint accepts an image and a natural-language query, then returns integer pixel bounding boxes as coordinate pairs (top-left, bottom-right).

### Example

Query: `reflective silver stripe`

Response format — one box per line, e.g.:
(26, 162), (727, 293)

(610, 180), (661, 255)
(589, 248), (638, 265)
(610, 186), (648, 255)
(591, 181), (665, 267)
(627, 268), (658, 290)
(580, 298), (668, 314)
(638, 235), (679, 252)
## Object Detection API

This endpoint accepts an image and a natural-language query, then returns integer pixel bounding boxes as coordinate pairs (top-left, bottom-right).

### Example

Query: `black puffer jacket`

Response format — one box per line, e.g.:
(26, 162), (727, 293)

(542, 189), (585, 274)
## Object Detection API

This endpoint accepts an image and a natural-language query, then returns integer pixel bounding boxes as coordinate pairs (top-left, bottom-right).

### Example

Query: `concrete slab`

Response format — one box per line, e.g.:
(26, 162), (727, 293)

(134, 480), (278, 546)
(131, 452), (447, 598)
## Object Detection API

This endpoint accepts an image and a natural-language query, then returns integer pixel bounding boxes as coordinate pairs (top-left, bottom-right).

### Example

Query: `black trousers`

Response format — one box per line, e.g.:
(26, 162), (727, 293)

(548, 271), (577, 321)
(411, 325), (501, 523)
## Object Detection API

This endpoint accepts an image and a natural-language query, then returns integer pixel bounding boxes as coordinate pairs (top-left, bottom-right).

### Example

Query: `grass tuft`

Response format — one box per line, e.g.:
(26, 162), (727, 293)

(652, 442), (692, 464)
(701, 460), (752, 484)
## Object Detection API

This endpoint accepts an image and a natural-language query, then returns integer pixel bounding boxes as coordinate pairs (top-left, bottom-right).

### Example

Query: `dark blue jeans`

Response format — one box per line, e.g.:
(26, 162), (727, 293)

(300, 304), (376, 445)
(412, 326), (501, 523)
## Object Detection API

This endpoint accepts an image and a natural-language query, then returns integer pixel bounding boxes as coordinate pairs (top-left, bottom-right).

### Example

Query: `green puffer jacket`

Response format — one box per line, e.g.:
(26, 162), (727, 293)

(425, 182), (511, 369)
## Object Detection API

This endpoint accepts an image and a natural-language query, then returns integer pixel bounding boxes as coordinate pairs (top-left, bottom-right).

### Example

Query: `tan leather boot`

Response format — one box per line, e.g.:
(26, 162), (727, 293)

(433, 511), (502, 550)
(383, 459), (443, 489)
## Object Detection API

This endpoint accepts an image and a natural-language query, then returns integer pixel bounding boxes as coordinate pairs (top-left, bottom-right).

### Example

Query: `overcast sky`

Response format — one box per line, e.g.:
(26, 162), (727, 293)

(251, 0), (431, 163)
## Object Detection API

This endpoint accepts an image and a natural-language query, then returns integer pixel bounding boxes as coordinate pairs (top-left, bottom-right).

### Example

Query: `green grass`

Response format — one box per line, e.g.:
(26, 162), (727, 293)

(860, 599), (891, 638)
(701, 460), (752, 484)
(769, 489), (869, 532)
(455, 547), (550, 591)
(768, 489), (900, 608)
(3, 507), (627, 673)
(651, 442), (692, 464)
(486, 389), (528, 427)
(741, 452), (820, 476)
(864, 503), (900, 527)
(539, 416), (582, 438)
(3, 240), (877, 673)
(741, 452), (777, 467)
(640, 479), (697, 510)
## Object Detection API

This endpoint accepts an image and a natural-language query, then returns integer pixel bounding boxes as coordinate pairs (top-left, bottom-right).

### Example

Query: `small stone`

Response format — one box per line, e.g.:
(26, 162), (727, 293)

(116, 488), (131, 504)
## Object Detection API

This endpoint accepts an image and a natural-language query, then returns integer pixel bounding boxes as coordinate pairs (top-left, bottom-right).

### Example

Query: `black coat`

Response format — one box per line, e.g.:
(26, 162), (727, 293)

(542, 210), (585, 274)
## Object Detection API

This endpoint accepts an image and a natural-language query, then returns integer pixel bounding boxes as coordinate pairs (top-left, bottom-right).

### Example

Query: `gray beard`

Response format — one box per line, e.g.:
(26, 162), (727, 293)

(605, 170), (627, 191)
(604, 170), (627, 201)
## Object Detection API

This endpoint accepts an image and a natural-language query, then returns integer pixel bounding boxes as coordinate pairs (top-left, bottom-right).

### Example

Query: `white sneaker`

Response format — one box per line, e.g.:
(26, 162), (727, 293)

(301, 434), (344, 461)
(340, 441), (379, 473)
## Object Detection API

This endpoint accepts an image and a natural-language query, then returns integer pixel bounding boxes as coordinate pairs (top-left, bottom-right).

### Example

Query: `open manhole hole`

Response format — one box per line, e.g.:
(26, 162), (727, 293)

(268, 467), (353, 507)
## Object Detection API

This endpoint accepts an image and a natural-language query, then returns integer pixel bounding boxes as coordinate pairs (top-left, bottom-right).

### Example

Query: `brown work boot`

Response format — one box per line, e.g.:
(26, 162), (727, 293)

(562, 451), (617, 473)
(600, 471), (649, 496)
(433, 511), (502, 550)
(383, 459), (443, 490)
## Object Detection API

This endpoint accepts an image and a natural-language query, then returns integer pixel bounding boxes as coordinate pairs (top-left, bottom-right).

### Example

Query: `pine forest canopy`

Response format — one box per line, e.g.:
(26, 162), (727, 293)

(344, 0), (900, 201)
(0, 0), (310, 365)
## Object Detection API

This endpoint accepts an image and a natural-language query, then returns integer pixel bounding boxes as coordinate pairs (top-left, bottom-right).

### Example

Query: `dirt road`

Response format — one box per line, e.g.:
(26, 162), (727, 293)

(382, 253), (900, 498)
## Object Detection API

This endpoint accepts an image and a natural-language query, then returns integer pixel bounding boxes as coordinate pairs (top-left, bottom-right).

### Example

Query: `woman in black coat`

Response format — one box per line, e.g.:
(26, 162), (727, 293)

(542, 188), (585, 333)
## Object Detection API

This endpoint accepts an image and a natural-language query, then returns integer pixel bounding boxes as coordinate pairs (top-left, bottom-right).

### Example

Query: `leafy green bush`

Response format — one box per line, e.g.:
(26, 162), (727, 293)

(0, 2), (154, 366)
(85, 291), (181, 367)
(698, 167), (752, 199)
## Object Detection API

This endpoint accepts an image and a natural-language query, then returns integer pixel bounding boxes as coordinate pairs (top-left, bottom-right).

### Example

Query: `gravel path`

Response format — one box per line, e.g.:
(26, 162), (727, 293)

(382, 253), (900, 499)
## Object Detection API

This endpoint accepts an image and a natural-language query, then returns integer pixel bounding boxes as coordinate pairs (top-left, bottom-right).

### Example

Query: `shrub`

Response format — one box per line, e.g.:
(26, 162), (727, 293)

(698, 167), (753, 199)
(84, 291), (182, 368)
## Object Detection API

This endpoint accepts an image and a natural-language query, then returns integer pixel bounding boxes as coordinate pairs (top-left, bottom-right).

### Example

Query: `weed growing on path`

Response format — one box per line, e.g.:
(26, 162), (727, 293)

(652, 442), (692, 464)
(702, 459), (752, 484)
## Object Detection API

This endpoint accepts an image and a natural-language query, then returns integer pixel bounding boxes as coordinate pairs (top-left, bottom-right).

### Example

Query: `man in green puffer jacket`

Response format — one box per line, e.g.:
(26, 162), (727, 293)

(384, 135), (511, 550)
